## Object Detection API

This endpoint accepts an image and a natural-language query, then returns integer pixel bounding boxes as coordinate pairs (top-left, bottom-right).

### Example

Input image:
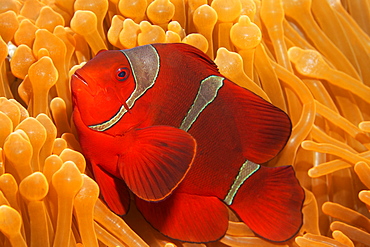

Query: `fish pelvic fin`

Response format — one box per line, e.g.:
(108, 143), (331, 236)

(92, 164), (130, 216)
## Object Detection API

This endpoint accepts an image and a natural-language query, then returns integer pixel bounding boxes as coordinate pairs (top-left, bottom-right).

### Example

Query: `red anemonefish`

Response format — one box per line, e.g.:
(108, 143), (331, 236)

(71, 43), (304, 243)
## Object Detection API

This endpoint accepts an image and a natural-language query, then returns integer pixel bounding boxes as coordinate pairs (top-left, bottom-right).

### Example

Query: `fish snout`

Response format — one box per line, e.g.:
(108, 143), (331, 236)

(72, 70), (99, 96)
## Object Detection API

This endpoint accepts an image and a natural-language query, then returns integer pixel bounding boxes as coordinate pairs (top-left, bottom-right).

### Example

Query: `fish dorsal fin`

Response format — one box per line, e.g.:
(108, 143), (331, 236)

(152, 43), (219, 73)
(218, 80), (292, 163)
(174, 43), (219, 72)
(118, 125), (196, 201)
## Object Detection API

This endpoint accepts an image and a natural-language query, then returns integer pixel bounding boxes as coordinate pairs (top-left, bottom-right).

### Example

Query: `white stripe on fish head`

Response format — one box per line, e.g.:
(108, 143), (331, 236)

(88, 45), (160, 131)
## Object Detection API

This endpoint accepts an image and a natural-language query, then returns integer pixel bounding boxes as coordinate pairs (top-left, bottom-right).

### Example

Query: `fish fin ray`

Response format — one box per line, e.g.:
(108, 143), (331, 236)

(119, 126), (196, 201)
(157, 43), (219, 73)
(135, 193), (229, 243)
(92, 164), (130, 216)
(222, 81), (292, 163)
(228, 165), (304, 242)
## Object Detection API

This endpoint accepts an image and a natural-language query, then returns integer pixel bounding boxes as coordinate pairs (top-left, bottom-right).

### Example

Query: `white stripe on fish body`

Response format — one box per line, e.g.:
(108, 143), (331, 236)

(180, 75), (224, 132)
(177, 74), (260, 205)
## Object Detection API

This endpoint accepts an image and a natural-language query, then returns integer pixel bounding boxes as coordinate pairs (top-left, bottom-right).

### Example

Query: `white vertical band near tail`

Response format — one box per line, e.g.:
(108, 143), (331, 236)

(224, 161), (260, 206)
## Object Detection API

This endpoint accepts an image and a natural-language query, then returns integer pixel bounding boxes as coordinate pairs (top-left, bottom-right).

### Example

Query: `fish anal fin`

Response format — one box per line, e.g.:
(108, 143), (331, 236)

(92, 164), (130, 216)
(135, 193), (229, 243)
(119, 126), (196, 202)
(228, 165), (304, 242)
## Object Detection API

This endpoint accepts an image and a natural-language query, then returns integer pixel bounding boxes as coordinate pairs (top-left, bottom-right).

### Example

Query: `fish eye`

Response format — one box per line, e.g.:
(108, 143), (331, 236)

(116, 67), (130, 81)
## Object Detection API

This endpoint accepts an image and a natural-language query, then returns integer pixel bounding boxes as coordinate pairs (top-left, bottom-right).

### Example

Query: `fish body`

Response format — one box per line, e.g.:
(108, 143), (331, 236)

(72, 43), (304, 243)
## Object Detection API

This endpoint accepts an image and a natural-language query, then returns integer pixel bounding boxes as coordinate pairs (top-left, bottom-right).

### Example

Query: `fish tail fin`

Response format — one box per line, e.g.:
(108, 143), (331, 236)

(227, 165), (304, 242)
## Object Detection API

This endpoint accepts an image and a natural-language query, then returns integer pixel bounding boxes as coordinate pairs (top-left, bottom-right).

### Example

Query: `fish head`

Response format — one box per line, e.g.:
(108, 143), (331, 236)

(71, 50), (136, 128)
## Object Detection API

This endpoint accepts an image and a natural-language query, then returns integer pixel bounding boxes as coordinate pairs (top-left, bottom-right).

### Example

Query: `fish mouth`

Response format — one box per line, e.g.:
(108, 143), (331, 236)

(73, 71), (88, 86)
(71, 70), (98, 96)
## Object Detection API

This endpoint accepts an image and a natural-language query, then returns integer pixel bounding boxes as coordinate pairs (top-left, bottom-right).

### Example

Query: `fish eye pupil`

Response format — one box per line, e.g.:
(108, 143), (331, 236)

(116, 67), (129, 81)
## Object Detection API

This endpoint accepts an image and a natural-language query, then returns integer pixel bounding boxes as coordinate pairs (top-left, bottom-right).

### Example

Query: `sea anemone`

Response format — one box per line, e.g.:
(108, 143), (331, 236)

(0, 0), (369, 246)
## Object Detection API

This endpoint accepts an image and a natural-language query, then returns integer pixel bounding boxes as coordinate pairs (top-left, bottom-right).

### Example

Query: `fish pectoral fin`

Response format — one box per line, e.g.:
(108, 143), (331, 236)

(92, 164), (130, 216)
(118, 125), (197, 201)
